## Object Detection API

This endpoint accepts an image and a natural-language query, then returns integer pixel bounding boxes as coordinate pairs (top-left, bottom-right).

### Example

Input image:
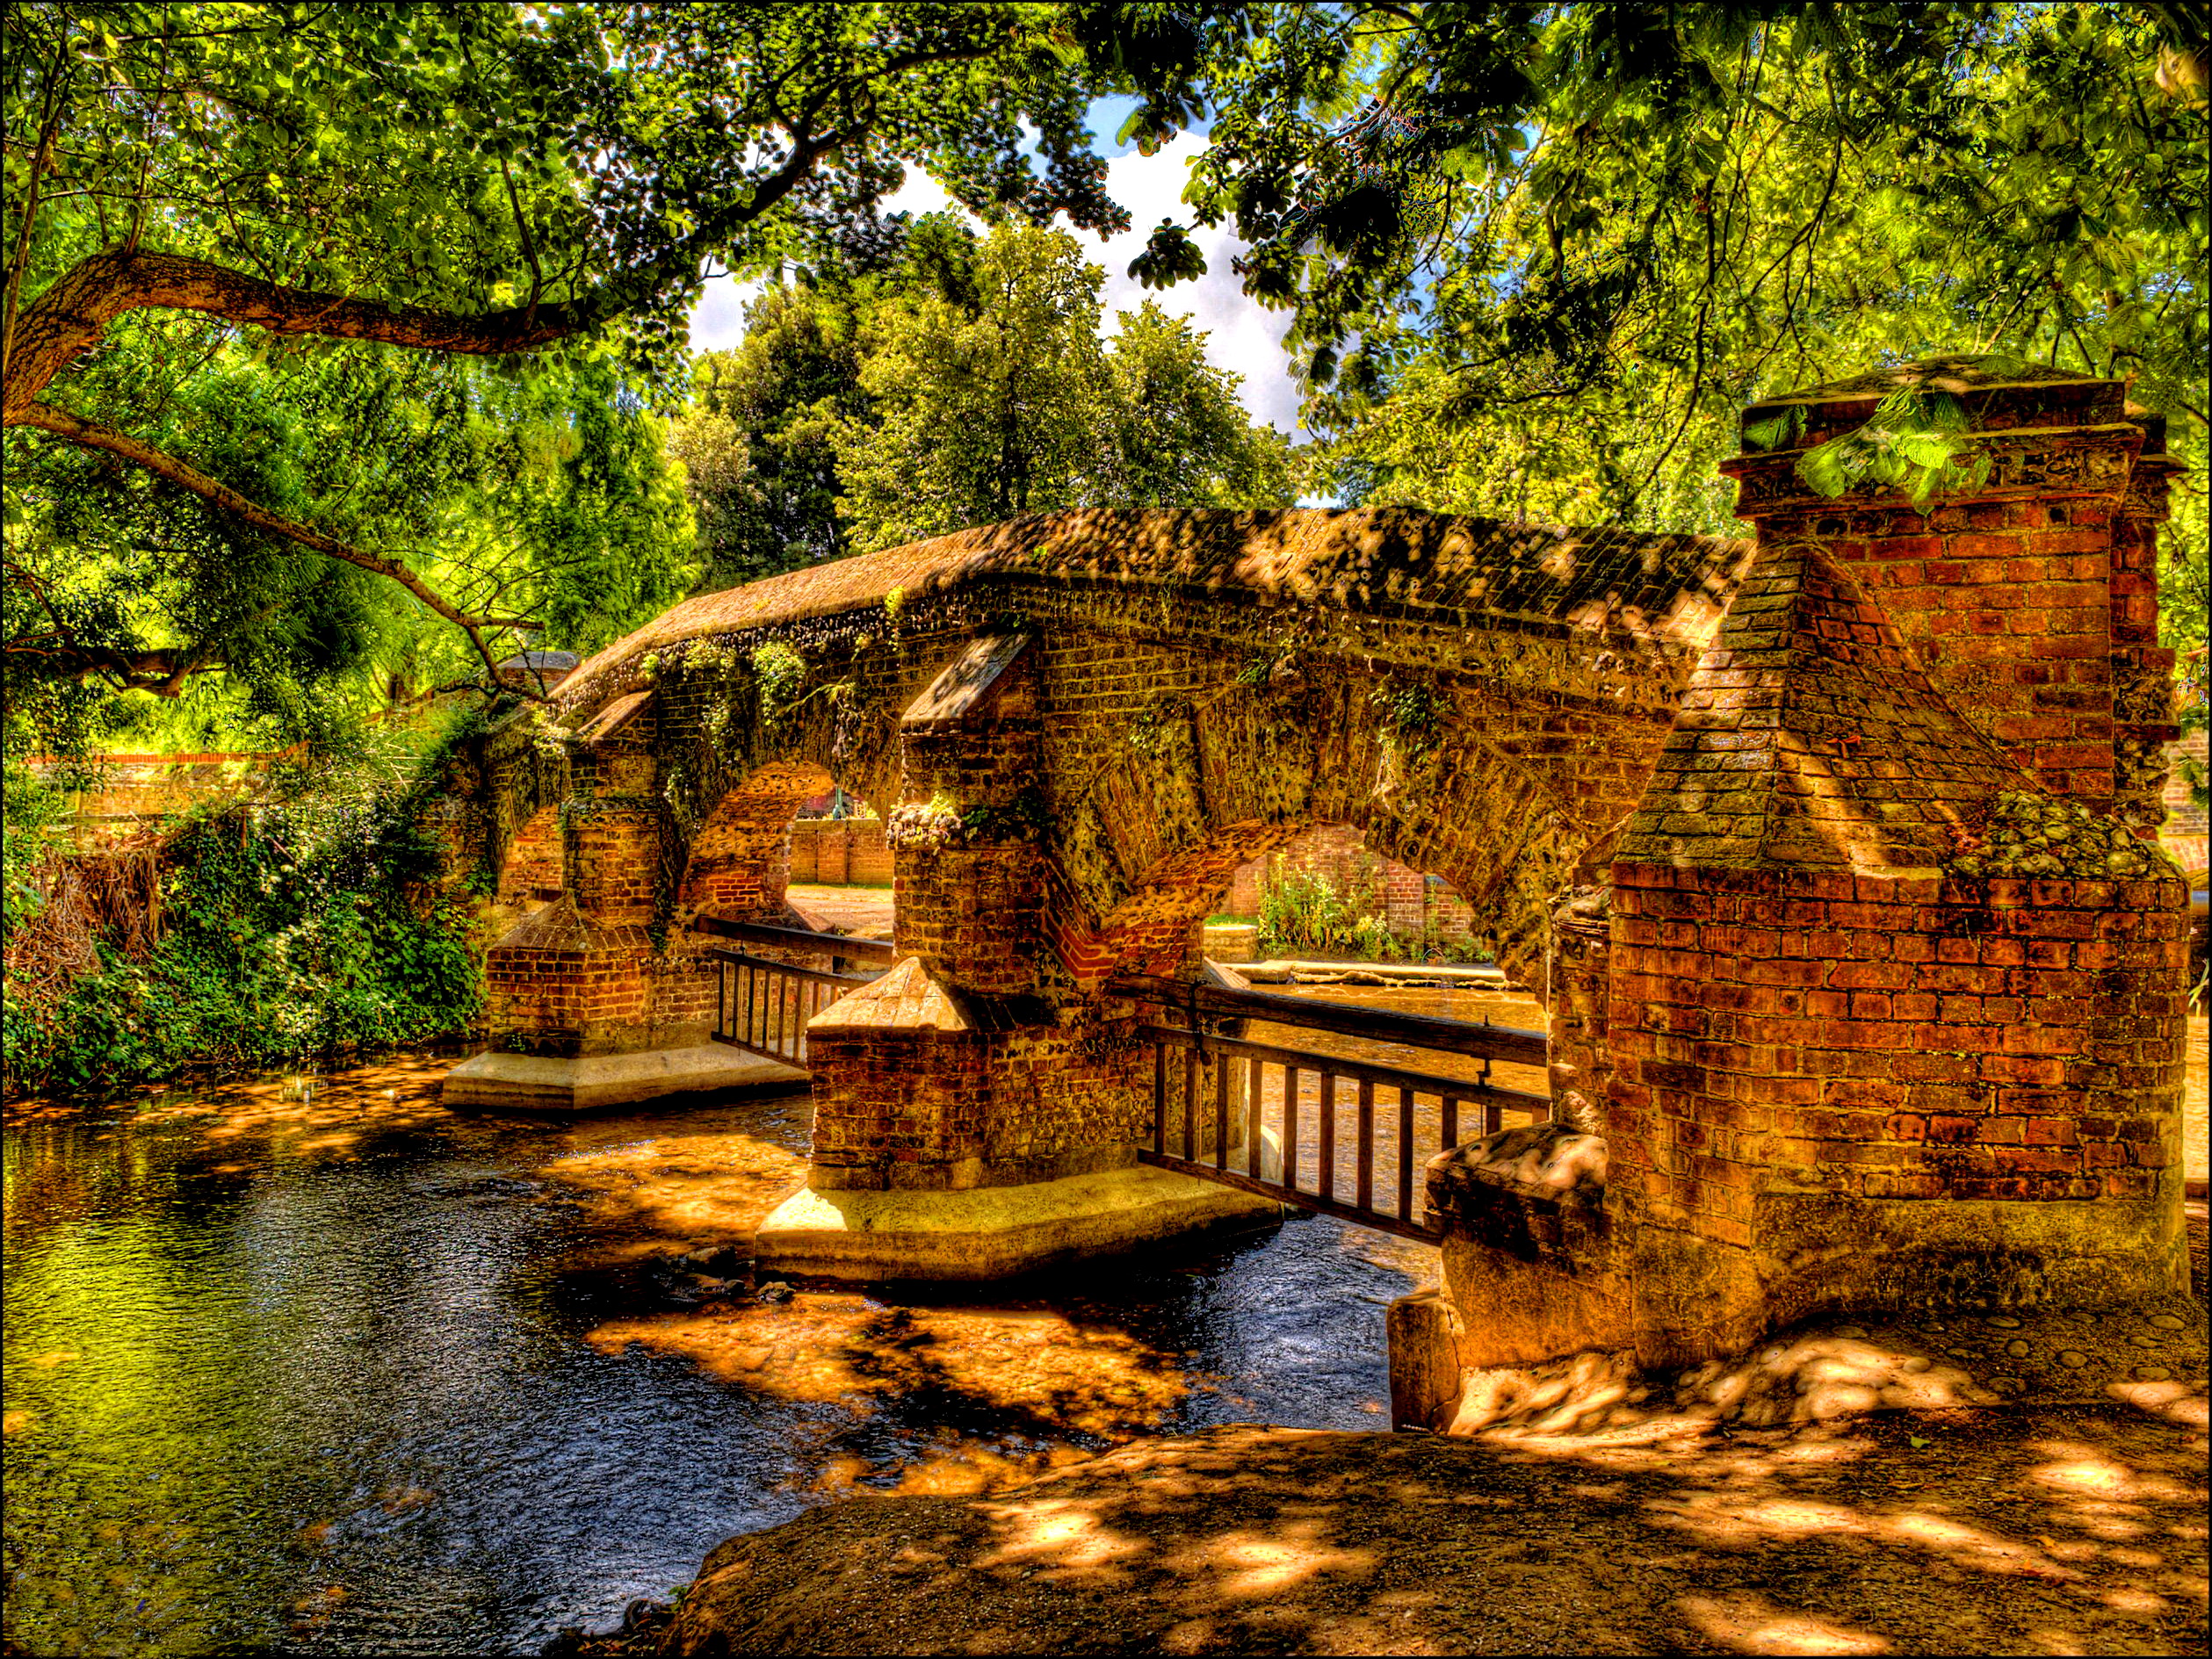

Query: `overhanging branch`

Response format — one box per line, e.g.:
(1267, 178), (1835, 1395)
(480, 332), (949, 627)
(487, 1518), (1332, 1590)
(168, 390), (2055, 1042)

(18, 400), (539, 686)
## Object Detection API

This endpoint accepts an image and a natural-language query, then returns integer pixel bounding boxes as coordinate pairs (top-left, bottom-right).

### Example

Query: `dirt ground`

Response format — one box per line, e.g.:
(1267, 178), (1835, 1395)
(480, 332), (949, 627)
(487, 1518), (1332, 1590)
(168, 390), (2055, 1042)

(645, 1396), (2207, 1657)
(549, 1207), (2208, 1659)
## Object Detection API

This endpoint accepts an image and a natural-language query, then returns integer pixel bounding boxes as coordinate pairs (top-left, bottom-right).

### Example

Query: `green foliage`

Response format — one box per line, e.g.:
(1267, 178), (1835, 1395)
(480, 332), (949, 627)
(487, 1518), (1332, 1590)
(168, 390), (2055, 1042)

(4, 338), (698, 761)
(672, 220), (1297, 580)
(1795, 386), (1991, 506)
(838, 223), (1296, 553)
(1257, 867), (1384, 959)
(750, 640), (808, 723)
(1117, 4), (2205, 540)
(7, 3), (1127, 730)
(3, 756), (483, 1095)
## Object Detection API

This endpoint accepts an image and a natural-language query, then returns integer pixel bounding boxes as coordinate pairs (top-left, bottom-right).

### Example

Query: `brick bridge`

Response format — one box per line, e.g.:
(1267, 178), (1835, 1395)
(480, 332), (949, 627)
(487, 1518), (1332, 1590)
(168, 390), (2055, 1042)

(435, 359), (2193, 1387)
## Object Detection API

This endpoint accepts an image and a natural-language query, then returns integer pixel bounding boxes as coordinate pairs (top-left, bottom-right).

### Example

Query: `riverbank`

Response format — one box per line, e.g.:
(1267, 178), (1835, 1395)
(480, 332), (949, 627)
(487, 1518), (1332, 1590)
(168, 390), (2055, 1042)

(571, 1202), (2209, 1656)
(647, 1392), (2208, 1656)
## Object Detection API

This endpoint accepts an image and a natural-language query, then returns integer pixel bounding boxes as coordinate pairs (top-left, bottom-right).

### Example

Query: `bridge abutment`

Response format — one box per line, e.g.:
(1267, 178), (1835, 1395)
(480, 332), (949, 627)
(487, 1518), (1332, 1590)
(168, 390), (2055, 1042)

(758, 633), (1276, 1274)
(446, 724), (801, 1110)
(1402, 361), (2193, 1426)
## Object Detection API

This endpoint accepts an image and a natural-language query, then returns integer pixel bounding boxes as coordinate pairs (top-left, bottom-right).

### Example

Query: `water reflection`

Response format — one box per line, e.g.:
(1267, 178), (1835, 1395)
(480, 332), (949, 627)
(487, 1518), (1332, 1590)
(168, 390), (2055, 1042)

(3, 1042), (1440, 1656)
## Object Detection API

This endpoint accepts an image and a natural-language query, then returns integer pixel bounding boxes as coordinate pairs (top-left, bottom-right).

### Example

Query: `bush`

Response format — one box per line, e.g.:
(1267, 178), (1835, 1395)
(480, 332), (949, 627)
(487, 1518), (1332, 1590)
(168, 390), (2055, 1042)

(3, 756), (483, 1096)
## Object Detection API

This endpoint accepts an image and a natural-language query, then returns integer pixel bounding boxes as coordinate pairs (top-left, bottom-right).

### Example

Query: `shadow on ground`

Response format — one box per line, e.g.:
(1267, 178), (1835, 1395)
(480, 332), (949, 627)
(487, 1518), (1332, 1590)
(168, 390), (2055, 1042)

(657, 1390), (2208, 1656)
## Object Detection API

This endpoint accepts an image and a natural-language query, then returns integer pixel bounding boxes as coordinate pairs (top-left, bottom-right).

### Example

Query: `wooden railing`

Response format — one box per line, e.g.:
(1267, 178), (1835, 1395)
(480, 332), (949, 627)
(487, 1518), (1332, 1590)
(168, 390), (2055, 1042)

(1111, 972), (1551, 1243)
(694, 917), (894, 1068)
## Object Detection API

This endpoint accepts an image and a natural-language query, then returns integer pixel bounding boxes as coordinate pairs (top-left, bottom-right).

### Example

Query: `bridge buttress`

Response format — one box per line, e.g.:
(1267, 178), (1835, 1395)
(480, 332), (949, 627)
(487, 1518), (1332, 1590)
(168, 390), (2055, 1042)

(1402, 360), (2194, 1428)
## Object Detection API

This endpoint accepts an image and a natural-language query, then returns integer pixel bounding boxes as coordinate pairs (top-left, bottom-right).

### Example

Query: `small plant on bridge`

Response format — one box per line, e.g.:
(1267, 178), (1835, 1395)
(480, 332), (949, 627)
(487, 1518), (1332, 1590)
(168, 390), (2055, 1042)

(750, 642), (808, 724)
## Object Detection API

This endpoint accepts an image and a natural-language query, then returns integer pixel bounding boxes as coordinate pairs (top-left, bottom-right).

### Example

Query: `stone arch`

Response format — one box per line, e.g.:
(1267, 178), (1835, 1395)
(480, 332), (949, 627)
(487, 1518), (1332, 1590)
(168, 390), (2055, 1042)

(1038, 652), (1660, 987)
(679, 757), (849, 922)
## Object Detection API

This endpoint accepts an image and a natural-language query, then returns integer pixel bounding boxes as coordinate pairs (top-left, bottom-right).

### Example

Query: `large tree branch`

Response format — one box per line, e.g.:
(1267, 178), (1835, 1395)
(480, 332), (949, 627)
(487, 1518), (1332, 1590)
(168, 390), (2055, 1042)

(17, 400), (539, 685)
(3, 121), (853, 418)
(4, 636), (222, 696)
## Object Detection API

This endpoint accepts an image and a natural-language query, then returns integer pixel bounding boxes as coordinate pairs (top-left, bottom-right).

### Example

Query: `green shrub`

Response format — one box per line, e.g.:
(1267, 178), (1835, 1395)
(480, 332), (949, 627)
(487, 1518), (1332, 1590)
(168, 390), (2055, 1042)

(3, 758), (483, 1096)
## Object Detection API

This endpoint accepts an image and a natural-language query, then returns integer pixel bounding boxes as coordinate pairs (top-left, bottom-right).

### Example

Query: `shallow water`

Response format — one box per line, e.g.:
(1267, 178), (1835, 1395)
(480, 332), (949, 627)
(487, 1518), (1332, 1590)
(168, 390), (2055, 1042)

(2, 1012), (1471, 1659)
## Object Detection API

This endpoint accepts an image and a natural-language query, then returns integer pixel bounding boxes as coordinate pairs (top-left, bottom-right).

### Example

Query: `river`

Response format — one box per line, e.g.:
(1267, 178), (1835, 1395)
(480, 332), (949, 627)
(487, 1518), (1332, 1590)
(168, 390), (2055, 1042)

(3, 987), (1513, 1656)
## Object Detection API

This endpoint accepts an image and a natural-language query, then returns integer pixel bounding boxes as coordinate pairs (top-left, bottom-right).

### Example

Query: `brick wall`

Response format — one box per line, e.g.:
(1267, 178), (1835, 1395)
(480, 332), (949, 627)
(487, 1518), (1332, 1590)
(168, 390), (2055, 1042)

(788, 817), (893, 885)
(1599, 361), (2192, 1359)
(495, 806), (562, 906)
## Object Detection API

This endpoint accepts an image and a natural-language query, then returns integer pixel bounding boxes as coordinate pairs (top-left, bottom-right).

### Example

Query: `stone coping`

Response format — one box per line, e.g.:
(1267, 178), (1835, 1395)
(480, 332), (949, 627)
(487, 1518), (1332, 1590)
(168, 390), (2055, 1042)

(753, 1163), (1282, 1281)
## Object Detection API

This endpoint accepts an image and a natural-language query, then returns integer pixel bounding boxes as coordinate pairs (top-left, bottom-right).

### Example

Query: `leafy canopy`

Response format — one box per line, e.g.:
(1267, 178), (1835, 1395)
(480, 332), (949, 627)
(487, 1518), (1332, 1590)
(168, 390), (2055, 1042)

(1113, 3), (2207, 586)
(4, 2), (1131, 738)
(675, 217), (1295, 574)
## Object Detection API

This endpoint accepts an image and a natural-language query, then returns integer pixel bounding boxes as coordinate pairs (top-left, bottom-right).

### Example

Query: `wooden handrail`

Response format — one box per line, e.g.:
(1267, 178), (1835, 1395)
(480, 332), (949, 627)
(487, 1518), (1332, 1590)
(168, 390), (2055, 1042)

(1139, 1025), (1550, 1114)
(691, 914), (900, 963)
(1109, 972), (1549, 1067)
(700, 945), (880, 987)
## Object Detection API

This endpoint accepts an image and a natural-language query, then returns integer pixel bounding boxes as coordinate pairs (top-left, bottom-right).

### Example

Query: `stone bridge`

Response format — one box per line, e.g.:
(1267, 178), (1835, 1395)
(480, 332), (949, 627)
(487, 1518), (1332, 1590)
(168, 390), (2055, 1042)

(434, 359), (2193, 1383)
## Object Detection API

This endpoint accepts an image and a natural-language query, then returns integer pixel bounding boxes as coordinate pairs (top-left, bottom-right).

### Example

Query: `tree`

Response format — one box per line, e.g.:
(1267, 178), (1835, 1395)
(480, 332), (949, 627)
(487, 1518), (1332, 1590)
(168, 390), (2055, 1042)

(2, 339), (698, 758)
(1114, 4), (2207, 551)
(4, 2), (1128, 700)
(669, 214), (987, 590)
(835, 222), (1294, 554)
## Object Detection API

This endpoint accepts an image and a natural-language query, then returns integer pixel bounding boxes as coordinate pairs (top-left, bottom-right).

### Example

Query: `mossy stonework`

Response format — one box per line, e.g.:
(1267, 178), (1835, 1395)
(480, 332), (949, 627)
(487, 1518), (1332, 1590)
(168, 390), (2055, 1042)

(441, 507), (1752, 1154)
(437, 369), (2187, 1333)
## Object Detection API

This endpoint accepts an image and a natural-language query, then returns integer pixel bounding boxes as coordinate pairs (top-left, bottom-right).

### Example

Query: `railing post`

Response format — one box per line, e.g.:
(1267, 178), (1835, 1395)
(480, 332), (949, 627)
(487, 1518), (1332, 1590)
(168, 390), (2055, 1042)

(1356, 1078), (1375, 1213)
(1319, 1073), (1338, 1201)
(1396, 1085), (1413, 1223)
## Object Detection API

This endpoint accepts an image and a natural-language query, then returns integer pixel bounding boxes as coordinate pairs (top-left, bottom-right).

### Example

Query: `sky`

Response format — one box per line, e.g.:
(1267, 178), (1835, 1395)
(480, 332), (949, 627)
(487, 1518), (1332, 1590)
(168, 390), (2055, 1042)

(684, 99), (1309, 436)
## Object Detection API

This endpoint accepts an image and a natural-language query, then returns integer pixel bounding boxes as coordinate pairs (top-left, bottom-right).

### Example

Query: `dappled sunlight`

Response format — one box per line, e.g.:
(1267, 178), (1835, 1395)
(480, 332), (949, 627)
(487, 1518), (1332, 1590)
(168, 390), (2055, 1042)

(1673, 1591), (1894, 1655)
(972, 1497), (1150, 1579)
(47, 1056), (462, 1159)
(586, 1290), (1189, 1439)
(670, 1398), (2208, 1655)
(1161, 1520), (1377, 1602)
(537, 1126), (808, 1262)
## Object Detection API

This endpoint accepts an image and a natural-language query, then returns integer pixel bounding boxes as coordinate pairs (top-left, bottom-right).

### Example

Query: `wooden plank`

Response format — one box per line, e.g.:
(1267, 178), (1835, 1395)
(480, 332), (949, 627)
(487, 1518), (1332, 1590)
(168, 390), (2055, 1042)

(1213, 1053), (1229, 1172)
(1182, 1046), (1197, 1163)
(1110, 972), (1548, 1066)
(1396, 1084), (1414, 1221)
(1136, 1150), (1442, 1244)
(1159, 1052), (1176, 1158)
(1247, 1057), (1264, 1178)
(699, 945), (877, 988)
(1283, 1065), (1300, 1194)
(1442, 1095), (1460, 1153)
(1357, 1078), (1375, 1213)
(1318, 1072), (1338, 1201)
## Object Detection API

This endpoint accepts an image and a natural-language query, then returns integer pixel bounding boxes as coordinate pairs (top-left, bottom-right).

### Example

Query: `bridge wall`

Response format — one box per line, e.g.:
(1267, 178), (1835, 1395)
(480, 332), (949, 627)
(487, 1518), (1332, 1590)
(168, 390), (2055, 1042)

(1407, 364), (2191, 1405)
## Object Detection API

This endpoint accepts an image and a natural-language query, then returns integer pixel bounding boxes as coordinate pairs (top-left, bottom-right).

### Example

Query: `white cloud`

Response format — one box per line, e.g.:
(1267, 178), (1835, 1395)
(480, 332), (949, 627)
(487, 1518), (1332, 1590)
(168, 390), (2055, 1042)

(683, 141), (1305, 437)
(1090, 133), (1304, 436)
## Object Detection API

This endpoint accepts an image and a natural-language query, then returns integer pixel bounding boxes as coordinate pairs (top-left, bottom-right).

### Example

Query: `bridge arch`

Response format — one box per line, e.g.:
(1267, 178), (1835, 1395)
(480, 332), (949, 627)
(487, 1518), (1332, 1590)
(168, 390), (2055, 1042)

(1038, 653), (1645, 987)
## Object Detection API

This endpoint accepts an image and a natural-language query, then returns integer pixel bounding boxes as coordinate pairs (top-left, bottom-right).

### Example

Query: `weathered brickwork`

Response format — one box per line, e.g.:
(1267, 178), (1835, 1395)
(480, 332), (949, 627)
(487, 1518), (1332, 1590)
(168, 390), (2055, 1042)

(788, 817), (892, 885)
(1583, 360), (2194, 1363)
(1724, 365), (2183, 820)
(495, 805), (561, 906)
(447, 507), (1753, 1189)
(1608, 864), (2187, 1206)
